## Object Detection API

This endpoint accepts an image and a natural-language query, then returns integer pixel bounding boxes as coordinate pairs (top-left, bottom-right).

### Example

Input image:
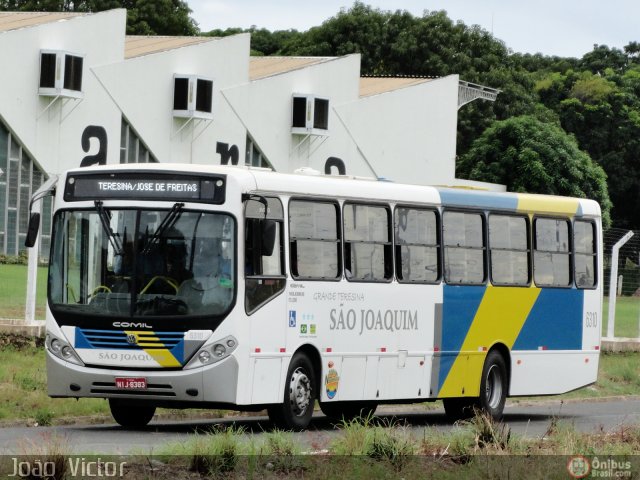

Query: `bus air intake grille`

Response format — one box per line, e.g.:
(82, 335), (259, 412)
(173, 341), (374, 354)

(77, 329), (184, 350)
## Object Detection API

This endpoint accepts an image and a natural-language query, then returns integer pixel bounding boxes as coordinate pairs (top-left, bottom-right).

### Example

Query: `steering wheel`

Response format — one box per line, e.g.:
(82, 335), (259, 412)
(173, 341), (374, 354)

(89, 285), (112, 300)
(140, 276), (179, 295)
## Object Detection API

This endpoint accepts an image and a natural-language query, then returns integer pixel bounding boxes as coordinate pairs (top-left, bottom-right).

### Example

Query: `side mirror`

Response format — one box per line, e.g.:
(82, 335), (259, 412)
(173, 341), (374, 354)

(261, 219), (277, 257)
(25, 212), (41, 248)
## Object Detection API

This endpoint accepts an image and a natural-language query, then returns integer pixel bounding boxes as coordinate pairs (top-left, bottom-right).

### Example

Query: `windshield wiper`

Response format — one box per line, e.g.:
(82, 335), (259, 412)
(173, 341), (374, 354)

(142, 202), (184, 254)
(95, 200), (123, 255)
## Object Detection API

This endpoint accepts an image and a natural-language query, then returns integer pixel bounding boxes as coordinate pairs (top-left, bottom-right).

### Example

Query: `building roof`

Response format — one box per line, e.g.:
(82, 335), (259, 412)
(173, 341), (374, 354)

(0, 12), (84, 32)
(125, 35), (215, 58)
(249, 56), (333, 80)
(359, 76), (433, 97)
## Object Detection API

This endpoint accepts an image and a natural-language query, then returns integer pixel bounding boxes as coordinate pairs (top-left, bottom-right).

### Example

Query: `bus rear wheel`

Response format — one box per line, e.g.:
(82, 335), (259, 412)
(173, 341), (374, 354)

(109, 399), (156, 428)
(478, 350), (508, 420)
(320, 401), (377, 423)
(268, 352), (316, 431)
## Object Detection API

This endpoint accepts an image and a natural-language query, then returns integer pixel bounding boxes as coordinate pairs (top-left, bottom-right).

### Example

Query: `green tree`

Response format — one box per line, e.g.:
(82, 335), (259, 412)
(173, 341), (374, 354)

(457, 116), (612, 227)
(0, 0), (198, 35)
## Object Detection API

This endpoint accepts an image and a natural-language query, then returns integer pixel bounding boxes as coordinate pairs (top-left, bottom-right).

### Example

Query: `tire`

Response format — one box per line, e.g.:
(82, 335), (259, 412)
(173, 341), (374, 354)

(109, 399), (156, 428)
(478, 350), (508, 420)
(443, 397), (476, 421)
(320, 401), (377, 423)
(268, 352), (316, 431)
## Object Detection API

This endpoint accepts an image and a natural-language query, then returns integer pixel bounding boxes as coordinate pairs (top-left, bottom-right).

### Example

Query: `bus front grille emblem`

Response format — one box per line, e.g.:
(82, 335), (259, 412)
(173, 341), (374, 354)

(126, 334), (137, 345)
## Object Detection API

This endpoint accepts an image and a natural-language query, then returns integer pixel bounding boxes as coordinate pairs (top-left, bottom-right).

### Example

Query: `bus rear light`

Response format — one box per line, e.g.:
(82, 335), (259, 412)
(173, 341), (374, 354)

(538, 346), (548, 351)
(325, 347), (332, 353)
(380, 347), (386, 352)
(595, 346), (600, 350)
(434, 347), (440, 352)
(279, 348), (286, 353)
(255, 348), (261, 353)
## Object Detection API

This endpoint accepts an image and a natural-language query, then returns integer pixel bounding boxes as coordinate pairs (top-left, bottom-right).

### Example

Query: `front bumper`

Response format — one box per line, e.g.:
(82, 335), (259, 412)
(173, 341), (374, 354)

(46, 350), (239, 404)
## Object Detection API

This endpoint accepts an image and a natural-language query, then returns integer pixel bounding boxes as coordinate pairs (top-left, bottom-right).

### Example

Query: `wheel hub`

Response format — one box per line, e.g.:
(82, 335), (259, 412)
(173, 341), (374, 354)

(485, 364), (503, 409)
(289, 367), (311, 416)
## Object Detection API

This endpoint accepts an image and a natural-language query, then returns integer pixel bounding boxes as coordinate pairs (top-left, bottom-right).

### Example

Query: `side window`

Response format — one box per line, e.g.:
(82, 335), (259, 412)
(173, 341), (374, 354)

(394, 207), (439, 283)
(343, 203), (392, 282)
(289, 200), (340, 280)
(244, 196), (286, 314)
(574, 220), (597, 288)
(534, 218), (571, 287)
(443, 211), (485, 284)
(489, 214), (530, 286)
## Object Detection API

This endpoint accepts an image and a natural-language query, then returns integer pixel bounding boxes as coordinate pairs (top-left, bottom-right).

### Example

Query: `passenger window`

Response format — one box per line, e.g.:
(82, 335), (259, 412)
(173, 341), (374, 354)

(289, 200), (340, 280)
(394, 207), (439, 283)
(443, 211), (485, 284)
(574, 220), (597, 288)
(489, 214), (530, 286)
(244, 196), (286, 314)
(343, 203), (392, 282)
(534, 218), (571, 287)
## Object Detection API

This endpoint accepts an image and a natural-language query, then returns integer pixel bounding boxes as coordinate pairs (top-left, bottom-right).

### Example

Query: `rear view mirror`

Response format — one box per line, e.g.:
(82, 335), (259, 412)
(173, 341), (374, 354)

(261, 219), (277, 257)
(24, 212), (41, 248)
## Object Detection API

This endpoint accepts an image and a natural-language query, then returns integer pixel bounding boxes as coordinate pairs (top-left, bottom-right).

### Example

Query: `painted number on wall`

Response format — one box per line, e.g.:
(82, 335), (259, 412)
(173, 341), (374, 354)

(80, 126), (108, 167)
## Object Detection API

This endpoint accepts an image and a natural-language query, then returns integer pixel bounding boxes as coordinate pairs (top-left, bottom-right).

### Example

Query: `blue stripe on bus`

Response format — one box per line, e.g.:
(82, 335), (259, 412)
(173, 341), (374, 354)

(512, 288), (584, 351)
(439, 285), (486, 391)
(437, 189), (519, 211)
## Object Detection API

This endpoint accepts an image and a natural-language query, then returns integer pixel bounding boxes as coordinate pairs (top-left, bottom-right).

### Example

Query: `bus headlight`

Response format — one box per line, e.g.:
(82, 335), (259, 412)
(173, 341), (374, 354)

(184, 335), (237, 370)
(198, 351), (212, 364)
(46, 334), (84, 366)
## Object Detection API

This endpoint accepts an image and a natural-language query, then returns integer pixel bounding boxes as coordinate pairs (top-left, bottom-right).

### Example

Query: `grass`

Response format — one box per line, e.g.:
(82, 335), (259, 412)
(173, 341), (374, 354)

(603, 296), (640, 338)
(0, 264), (48, 319)
(146, 412), (640, 479)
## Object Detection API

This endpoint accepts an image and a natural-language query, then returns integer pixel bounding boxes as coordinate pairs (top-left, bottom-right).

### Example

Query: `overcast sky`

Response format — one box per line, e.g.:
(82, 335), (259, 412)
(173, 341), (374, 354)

(187, 0), (639, 58)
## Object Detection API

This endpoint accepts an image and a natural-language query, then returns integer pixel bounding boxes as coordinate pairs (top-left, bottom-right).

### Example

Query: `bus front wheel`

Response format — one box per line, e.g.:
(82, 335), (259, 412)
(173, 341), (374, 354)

(109, 399), (156, 428)
(268, 352), (316, 430)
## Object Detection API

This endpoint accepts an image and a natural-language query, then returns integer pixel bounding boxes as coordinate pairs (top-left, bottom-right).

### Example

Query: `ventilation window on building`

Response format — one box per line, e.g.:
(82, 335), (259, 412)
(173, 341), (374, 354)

(574, 220), (597, 288)
(39, 53), (57, 89)
(289, 200), (340, 280)
(534, 218), (571, 287)
(173, 77), (189, 110)
(38, 51), (83, 97)
(196, 79), (213, 113)
(395, 207), (440, 283)
(344, 203), (392, 282)
(489, 214), (530, 286)
(63, 54), (83, 91)
(173, 75), (214, 119)
(443, 211), (486, 285)
(291, 94), (329, 134)
(120, 118), (157, 164)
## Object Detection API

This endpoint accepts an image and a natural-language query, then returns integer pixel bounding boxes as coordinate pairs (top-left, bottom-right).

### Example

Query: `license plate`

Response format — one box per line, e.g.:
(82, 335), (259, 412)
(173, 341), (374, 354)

(115, 377), (147, 390)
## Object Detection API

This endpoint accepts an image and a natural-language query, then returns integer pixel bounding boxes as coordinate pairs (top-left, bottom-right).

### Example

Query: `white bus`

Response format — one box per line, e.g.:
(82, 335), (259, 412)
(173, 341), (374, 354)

(26, 163), (602, 429)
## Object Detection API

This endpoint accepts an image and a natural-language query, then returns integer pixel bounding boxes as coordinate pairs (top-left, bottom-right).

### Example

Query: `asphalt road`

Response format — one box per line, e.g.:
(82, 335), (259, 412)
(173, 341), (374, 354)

(1, 397), (639, 455)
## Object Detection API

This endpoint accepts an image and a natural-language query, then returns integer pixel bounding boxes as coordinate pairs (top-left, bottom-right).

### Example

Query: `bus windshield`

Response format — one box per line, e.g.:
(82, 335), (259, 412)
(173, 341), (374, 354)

(49, 206), (235, 319)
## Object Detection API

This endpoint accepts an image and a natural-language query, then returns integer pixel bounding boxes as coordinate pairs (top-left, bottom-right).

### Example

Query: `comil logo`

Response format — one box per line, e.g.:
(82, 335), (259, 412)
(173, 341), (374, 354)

(567, 456), (591, 479)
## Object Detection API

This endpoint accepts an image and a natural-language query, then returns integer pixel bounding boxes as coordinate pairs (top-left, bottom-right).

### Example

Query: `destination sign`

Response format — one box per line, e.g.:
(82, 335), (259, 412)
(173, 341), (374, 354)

(64, 172), (226, 204)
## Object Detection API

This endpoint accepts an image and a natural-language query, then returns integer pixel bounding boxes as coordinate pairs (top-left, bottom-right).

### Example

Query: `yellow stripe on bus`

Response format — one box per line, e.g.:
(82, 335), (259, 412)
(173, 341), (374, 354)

(438, 285), (541, 398)
(516, 194), (581, 216)
(125, 330), (181, 368)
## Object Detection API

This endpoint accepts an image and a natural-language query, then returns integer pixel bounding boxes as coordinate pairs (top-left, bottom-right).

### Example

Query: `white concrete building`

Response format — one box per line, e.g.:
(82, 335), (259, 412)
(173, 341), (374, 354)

(0, 9), (500, 259)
